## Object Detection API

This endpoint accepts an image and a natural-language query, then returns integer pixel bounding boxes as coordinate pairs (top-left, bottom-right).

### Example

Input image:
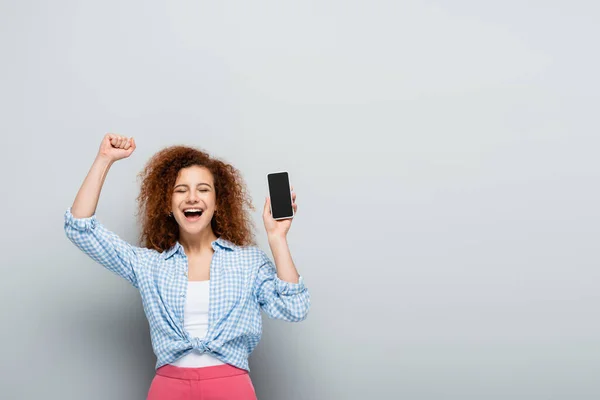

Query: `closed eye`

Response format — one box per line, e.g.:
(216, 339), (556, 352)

(175, 189), (209, 193)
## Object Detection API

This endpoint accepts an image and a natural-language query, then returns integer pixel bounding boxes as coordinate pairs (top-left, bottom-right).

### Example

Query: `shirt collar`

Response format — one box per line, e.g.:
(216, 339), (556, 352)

(162, 237), (235, 259)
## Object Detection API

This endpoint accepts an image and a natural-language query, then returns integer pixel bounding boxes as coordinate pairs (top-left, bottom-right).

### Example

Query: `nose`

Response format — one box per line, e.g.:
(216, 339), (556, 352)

(187, 191), (200, 203)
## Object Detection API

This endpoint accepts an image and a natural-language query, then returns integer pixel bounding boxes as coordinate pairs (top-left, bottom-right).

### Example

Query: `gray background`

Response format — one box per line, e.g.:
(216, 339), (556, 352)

(1, 0), (599, 399)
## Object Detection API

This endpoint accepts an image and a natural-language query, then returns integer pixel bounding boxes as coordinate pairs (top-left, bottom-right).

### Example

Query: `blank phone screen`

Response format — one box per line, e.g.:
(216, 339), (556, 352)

(268, 172), (293, 219)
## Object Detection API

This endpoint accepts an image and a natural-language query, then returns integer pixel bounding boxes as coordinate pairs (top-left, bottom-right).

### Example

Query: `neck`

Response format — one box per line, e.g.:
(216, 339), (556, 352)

(178, 228), (219, 256)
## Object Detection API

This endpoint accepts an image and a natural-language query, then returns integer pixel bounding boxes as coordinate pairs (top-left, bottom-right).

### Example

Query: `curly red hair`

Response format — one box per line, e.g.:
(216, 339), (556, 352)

(135, 145), (257, 252)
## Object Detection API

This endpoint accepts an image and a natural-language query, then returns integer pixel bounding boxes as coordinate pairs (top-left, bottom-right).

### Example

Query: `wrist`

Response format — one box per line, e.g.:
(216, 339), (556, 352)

(267, 234), (287, 244)
(95, 154), (115, 167)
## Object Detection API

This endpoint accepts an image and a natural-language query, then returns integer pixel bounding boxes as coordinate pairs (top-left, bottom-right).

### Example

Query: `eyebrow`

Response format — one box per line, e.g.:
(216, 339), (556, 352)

(174, 183), (212, 189)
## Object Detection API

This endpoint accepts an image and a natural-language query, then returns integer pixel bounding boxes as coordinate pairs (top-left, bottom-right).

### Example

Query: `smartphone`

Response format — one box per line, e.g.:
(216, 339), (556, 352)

(267, 171), (294, 220)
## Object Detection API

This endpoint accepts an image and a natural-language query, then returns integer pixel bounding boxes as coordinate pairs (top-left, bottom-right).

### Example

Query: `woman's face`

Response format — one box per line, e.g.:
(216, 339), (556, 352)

(170, 165), (217, 235)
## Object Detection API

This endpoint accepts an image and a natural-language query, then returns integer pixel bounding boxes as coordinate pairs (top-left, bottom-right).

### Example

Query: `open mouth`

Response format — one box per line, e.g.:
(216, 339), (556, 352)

(183, 209), (203, 221)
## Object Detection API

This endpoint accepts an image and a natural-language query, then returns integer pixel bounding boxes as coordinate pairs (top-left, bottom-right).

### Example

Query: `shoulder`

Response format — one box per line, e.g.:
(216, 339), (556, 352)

(233, 244), (267, 259)
(232, 245), (269, 267)
(131, 246), (170, 270)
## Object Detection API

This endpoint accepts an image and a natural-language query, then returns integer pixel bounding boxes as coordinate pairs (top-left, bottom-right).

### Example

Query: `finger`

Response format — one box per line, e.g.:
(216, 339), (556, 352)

(123, 138), (132, 150)
(263, 196), (270, 216)
(129, 137), (136, 151)
(292, 192), (296, 201)
(113, 135), (124, 148)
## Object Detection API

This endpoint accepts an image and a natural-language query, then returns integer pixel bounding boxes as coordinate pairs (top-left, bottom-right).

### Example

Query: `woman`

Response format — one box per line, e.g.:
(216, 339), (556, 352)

(64, 133), (310, 399)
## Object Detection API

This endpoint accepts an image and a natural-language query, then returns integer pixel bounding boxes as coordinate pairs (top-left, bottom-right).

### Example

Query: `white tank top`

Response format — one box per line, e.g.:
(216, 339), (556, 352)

(170, 280), (225, 368)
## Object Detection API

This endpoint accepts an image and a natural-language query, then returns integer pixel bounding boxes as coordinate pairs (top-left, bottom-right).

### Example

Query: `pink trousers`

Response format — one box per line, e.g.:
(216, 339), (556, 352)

(147, 363), (257, 400)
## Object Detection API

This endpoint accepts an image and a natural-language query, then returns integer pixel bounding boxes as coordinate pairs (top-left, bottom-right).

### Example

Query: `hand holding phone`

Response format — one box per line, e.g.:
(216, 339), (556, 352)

(266, 171), (294, 220)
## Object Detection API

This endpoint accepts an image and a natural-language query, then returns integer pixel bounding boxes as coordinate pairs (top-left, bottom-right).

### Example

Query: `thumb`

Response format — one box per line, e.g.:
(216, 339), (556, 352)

(263, 196), (270, 216)
(127, 137), (136, 153)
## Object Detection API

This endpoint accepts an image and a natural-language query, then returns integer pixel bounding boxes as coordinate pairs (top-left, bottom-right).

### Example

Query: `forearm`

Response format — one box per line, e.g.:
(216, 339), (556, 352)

(267, 235), (300, 284)
(70, 155), (114, 218)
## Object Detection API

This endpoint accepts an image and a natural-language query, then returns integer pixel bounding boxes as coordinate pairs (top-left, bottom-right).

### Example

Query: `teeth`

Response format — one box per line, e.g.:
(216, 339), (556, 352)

(184, 209), (203, 212)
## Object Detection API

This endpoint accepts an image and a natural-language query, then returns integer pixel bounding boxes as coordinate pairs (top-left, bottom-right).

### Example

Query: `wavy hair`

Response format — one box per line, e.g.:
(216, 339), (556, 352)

(135, 145), (256, 252)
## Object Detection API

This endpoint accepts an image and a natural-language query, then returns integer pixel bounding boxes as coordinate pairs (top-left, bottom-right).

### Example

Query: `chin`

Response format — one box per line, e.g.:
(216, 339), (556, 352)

(182, 224), (210, 234)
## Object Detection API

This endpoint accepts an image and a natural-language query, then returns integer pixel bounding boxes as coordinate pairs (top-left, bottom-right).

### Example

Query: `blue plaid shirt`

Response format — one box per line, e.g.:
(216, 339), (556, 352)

(63, 207), (310, 371)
